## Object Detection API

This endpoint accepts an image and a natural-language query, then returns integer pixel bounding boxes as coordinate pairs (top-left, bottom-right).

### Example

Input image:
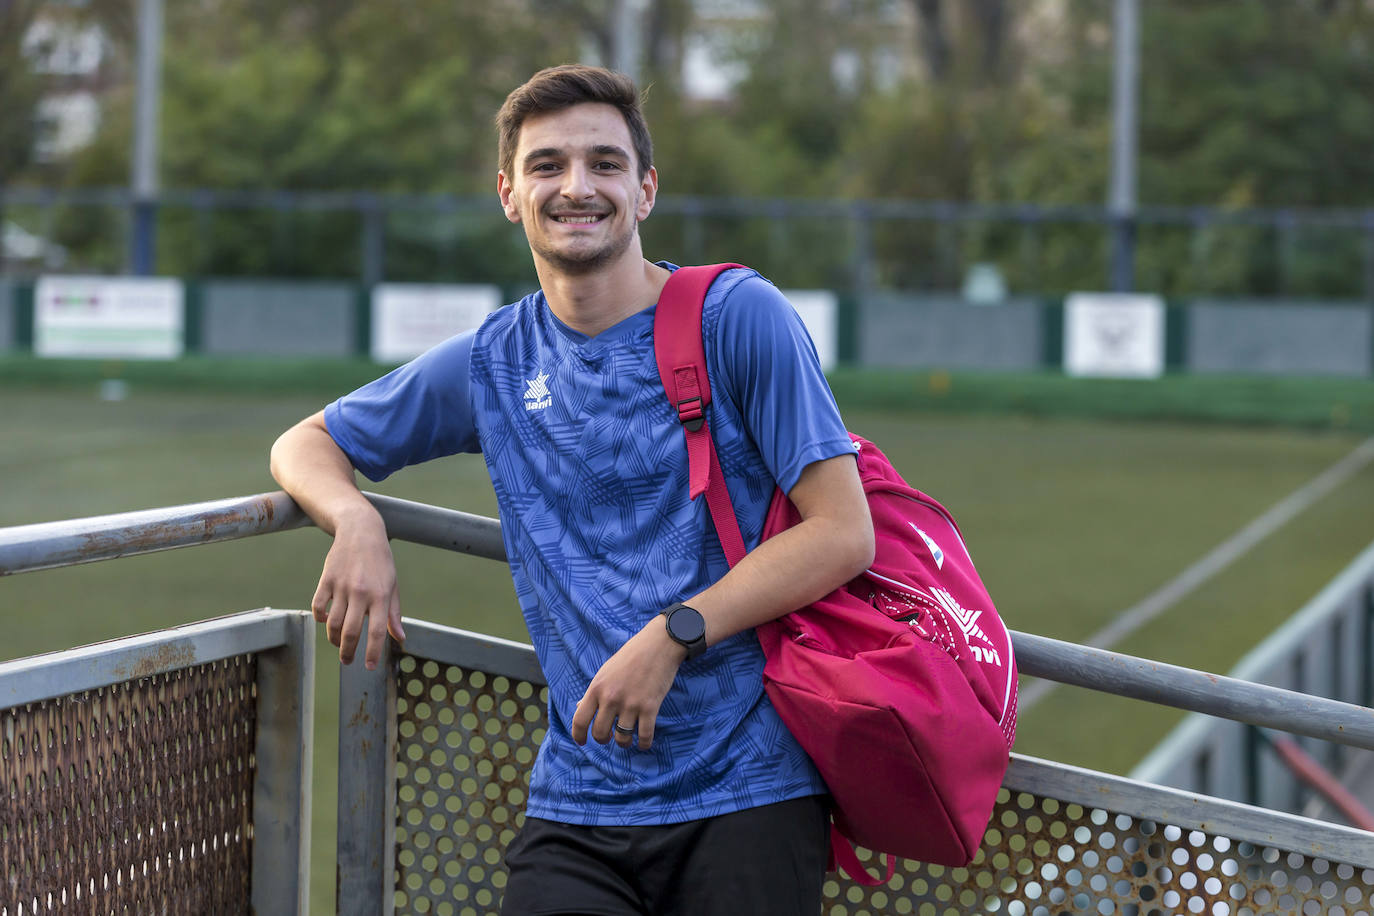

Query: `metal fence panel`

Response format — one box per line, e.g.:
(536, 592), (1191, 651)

(0, 609), (312, 916)
(361, 621), (1374, 916)
(2, 656), (258, 914)
(392, 652), (544, 915)
(857, 294), (1045, 371)
(199, 280), (357, 357)
(829, 759), (1374, 915)
(1188, 300), (1373, 377)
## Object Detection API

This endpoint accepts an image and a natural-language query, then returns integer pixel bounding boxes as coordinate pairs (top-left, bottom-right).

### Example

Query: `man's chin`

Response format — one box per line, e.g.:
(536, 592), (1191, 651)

(546, 255), (611, 276)
(531, 235), (635, 275)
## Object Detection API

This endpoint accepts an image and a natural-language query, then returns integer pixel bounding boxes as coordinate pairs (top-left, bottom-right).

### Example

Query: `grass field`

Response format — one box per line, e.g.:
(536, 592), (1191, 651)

(4, 360), (1373, 912)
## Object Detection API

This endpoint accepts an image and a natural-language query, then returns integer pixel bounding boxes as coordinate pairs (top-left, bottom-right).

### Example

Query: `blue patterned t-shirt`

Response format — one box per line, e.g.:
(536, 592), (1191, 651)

(325, 265), (853, 825)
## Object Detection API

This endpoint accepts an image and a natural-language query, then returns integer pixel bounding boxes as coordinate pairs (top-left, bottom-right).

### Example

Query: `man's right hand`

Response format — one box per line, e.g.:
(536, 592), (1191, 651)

(270, 411), (406, 670)
(313, 506), (405, 669)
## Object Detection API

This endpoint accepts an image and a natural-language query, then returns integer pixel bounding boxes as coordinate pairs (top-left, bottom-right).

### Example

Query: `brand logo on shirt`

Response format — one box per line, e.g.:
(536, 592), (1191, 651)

(524, 372), (552, 411)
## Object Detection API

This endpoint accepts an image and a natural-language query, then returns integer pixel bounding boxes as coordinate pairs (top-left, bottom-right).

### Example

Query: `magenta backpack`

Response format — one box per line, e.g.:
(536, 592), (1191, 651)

(655, 264), (1017, 883)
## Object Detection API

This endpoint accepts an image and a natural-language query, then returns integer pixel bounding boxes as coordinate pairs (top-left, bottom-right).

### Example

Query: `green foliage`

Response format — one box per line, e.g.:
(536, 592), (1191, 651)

(44, 0), (580, 279)
(9, 1), (1374, 297)
(146, 0), (578, 194)
(1128, 1), (1374, 297)
(0, 1), (45, 185)
(1141, 1), (1374, 209)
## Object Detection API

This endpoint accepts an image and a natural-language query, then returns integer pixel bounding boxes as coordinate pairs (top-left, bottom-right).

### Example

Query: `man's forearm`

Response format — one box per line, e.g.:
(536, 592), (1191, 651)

(269, 412), (379, 535)
(687, 512), (872, 647)
(271, 410), (404, 668)
(685, 453), (874, 648)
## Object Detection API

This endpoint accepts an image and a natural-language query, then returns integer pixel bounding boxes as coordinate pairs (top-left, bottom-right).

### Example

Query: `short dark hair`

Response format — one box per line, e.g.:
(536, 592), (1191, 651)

(496, 65), (653, 180)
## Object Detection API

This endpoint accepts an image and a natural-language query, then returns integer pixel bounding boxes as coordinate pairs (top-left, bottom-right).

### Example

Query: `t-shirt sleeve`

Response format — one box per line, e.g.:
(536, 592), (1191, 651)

(711, 274), (854, 494)
(323, 330), (480, 482)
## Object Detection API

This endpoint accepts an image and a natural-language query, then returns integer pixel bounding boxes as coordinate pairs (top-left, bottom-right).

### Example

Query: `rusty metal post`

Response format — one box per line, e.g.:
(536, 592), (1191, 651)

(251, 610), (316, 914)
(336, 627), (398, 916)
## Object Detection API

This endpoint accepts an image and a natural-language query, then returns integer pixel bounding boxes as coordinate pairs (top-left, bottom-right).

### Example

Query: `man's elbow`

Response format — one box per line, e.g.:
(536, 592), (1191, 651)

(840, 511), (876, 580)
(857, 519), (877, 574)
(269, 414), (332, 487)
(267, 430), (295, 486)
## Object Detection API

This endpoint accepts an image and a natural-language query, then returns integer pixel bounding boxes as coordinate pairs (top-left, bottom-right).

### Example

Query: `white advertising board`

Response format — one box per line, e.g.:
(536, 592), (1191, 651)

(371, 284), (502, 362)
(783, 289), (839, 372)
(35, 275), (184, 359)
(1063, 292), (1165, 379)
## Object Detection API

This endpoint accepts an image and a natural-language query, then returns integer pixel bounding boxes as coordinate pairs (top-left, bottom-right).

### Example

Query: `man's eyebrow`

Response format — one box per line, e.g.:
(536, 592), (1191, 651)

(589, 144), (631, 160)
(522, 144), (632, 167)
(521, 147), (563, 167)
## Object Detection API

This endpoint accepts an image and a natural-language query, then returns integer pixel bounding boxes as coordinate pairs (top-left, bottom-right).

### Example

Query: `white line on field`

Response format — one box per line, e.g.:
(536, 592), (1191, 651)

(1019, 434), (1374, 713)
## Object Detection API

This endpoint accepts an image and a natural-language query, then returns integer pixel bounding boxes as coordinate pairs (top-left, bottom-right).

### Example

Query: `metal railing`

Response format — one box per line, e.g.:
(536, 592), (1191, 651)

(1134, 539), (1374, 819)
(3, 493), (1374, 914)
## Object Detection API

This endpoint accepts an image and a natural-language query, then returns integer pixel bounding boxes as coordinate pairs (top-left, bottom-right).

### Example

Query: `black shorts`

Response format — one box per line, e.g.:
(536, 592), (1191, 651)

(500, 795), (830, 916)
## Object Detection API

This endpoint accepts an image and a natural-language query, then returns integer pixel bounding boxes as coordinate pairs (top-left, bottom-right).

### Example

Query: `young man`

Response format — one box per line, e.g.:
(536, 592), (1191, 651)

(270, 64), (873, 915)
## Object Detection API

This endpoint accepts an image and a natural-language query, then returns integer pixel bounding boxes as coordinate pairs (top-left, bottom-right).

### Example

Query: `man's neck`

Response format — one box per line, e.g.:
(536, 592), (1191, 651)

(536, 253), (670, 338)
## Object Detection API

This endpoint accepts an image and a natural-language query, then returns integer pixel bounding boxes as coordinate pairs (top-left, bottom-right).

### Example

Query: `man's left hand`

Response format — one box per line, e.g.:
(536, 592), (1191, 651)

(570, 615), (687, 751)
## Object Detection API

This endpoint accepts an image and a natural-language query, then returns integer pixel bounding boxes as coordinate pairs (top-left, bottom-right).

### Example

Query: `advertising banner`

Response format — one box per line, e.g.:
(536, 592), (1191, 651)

(372, 284), (502, 363)
(1064, 292), (1165, 379)
(35, 275), (184, 359)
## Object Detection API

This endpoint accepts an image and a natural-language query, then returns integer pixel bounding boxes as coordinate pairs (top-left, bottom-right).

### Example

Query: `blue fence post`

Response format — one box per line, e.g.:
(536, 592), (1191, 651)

(1362, 210), (1374, 302)
(1110, 213), (1135, 292)
(130, 198), (158, 275)
(360, 193), (386, 289)
(849, 201), (874, 301)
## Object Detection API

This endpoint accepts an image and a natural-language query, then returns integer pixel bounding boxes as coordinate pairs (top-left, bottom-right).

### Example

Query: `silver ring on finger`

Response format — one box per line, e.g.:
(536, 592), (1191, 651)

(613, 722), (636, 736)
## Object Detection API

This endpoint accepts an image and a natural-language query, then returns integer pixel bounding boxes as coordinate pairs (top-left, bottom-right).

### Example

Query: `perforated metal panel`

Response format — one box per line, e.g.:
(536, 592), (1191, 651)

(394, 654), (546, 916)
(391, 651), (1374, 916)
(1, 656), (258, 915)
(823, 789), (1374, 916)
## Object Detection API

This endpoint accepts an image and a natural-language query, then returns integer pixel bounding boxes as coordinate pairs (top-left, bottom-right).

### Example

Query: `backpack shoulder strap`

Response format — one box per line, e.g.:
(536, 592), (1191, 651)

(654, 263), (749, 567)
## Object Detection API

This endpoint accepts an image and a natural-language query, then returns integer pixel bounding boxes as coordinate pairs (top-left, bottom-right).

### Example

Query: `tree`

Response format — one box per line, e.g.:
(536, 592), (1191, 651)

(909, 0), (1014, 85)
(54, 0), (585, 279)
(0, 1), (46, 186)
(1134, 1), (1374, 295)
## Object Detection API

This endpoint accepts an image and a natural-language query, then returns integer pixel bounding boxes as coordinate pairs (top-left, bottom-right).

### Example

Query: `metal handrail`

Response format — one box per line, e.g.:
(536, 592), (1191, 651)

(1014, 630), (1374, 751)
(0, 490), (504, 575)
(4, 491), (1373, 754)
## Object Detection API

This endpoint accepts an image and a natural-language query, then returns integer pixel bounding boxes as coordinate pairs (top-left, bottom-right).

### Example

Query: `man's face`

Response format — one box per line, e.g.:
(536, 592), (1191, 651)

(498, 102), (657, 275)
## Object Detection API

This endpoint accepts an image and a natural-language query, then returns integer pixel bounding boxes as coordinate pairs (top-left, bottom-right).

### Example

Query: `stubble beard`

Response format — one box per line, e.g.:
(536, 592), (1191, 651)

(529, 202), (640, 276)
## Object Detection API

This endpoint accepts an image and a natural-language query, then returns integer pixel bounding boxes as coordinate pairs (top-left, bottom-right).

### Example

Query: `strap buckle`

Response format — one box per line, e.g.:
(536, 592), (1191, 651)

(676, 396), (705, 432)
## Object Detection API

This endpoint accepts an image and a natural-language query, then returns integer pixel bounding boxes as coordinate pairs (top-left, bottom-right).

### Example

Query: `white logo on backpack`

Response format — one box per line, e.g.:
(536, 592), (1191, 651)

(911, 524), (944, 569)
(931, 587), (1002, 668)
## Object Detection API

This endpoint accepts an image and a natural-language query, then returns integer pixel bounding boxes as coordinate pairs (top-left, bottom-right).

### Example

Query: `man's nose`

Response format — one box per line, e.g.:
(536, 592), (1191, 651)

(561, 163), (595, 200)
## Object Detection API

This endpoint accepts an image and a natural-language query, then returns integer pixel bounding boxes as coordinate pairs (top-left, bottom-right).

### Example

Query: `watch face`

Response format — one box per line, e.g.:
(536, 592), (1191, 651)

(668, 605), (706, 644)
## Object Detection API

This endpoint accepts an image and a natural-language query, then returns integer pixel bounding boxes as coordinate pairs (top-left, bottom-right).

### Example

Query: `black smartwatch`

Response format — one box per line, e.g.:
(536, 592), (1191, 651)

(660, 602), (707, 660)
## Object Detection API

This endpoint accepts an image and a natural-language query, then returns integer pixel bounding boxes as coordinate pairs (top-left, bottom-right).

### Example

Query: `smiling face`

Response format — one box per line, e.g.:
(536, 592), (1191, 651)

(498, 102), (658, 277)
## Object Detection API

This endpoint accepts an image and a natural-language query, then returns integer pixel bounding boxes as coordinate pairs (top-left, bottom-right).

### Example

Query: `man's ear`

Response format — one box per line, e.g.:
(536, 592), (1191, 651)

(636, 166), (658, 222)
(497, 172), (521, 224)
